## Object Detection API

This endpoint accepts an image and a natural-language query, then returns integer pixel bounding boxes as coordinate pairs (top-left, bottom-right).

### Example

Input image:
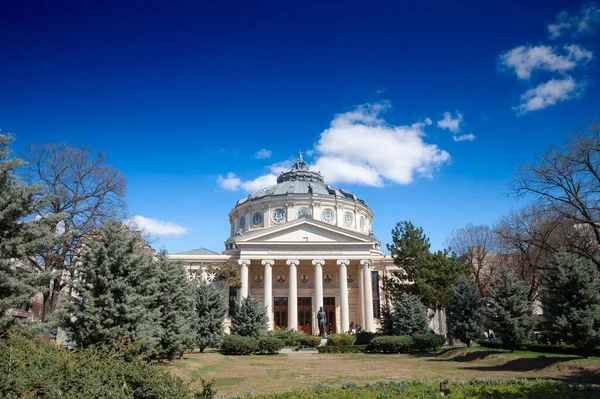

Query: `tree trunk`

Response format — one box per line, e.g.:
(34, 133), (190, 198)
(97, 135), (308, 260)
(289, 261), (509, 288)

(41, 277), (63, 322)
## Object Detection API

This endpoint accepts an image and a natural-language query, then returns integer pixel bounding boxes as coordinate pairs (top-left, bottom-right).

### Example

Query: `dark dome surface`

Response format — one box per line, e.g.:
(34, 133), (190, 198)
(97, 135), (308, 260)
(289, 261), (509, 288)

(236, 153), (365, 206)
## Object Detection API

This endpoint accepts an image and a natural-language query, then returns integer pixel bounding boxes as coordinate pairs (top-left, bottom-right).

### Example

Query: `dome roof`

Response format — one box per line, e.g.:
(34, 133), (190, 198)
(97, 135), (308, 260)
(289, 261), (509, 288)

(236, 152), (365, 206)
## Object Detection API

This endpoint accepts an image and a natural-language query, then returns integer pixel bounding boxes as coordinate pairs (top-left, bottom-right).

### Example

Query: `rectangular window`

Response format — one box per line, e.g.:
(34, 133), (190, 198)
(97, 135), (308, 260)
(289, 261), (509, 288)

(371, 271), (381, 319)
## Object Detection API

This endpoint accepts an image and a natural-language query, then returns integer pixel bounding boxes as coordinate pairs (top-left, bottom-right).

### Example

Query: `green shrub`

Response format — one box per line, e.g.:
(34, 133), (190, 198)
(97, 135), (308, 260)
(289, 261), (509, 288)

(268, 329), (303, 346)
(317, 345), (367, 353)
(477, 339), (600, 356)
(221, 334), (259, 355)
(355, 331), (377, 345)
(327, 333), (356, 346)
(0, 334), (193, 399)
(366, 335), (414, 353)
(258, 337), (284, 354)
(413, 333), (446, 351)
(297, 334), (321, 349)
(442, 378), (600, 398)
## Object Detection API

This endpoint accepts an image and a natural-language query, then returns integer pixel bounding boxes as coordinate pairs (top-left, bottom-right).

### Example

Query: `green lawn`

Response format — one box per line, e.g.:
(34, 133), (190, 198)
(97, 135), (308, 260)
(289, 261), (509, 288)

(169, 347), (600, 395)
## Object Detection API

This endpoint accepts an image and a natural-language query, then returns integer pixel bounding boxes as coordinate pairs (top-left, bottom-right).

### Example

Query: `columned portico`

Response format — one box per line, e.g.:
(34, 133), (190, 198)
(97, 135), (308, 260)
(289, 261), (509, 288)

(286, 259), (299, 330)
(262, 259), (274, 330)
(361, 259), (374, 332)
(337, 259), (350, 333)
(238, 259), (250, 299)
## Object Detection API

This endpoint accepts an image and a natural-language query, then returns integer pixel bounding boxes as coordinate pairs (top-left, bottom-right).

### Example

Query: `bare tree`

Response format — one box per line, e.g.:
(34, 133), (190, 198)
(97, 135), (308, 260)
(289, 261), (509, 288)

(22, 143), (126, 320)
(445, 223), (502, 296)
(513, 121), (600, 269)
(494, 204), (585, 301)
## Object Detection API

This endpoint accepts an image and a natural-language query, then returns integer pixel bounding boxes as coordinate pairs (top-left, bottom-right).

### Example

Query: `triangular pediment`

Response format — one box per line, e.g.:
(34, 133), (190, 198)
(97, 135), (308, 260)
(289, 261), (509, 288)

(235, 218), (376, 245)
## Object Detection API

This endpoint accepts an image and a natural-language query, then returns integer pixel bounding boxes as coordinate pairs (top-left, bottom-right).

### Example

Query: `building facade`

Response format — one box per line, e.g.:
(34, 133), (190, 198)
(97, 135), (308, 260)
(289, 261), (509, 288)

(169, 153), (404, 334)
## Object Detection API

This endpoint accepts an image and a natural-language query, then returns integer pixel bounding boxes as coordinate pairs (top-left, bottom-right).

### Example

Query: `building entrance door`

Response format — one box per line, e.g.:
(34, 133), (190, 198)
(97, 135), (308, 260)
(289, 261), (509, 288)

(297, 297), (312, 334)
(324, 297), (336, 334)
(274, 297), (288, 330)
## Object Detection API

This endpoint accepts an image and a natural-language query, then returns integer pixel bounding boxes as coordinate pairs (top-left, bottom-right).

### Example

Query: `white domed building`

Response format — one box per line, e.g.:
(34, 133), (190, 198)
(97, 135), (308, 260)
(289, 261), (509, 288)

(170, 153), (404, 334)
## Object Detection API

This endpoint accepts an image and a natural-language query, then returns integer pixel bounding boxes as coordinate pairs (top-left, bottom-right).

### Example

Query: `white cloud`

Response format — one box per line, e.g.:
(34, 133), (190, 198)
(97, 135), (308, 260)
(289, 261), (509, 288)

(240, 174), (278, 192)
(499, 44), (592, 80)
(452, 133), (476, 142)
(548, 3), (600, 39)
(437, 111), (463, 133)
(515, 76), (581, 114)
(312, 102), (450, 186)
(217, 172), (242, 190)
(268, 160), (292, 175)
(127, 215), (187, 236)
(217, 171), (278, 192)
(253, 148), (272, 159)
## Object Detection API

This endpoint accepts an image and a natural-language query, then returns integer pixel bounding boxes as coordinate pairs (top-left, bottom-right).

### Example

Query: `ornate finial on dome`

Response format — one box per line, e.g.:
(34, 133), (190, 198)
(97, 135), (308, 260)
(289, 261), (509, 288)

(292, 151), (309, 171)
(276, 150), (324, 184)
(298, 150), (303, 161)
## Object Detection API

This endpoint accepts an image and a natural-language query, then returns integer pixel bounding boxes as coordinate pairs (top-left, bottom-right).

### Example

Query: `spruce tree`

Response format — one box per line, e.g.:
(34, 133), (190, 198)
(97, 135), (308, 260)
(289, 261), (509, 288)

(63, 221), (162, 357)
(447, 278), (485, 347)
(195, 283), (227, 352)
(486, 267), (535, 351)
(543, 250), (600, 356)
(391, 293), (428, 336)
(0, 134), (46, 334)
(230, 296), (269, 338)
(153, 252), (196, 360)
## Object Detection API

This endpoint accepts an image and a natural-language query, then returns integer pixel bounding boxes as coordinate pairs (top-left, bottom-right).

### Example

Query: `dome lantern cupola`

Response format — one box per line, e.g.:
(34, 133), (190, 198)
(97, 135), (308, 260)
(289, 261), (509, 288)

(276, 152), (325, 184)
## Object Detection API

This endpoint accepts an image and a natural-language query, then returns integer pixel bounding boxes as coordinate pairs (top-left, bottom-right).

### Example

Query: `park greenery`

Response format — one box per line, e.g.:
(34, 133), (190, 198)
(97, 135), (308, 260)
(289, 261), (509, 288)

(2, 122), (600, 396)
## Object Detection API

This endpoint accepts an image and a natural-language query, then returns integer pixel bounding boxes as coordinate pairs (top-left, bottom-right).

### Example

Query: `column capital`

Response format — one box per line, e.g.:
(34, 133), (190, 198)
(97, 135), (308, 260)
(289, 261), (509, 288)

(336, 259), (350, 266)
(261, 259), (275, 266)
(238, 259), (251, 266)
(311, 259), (325, 266)
(360, 259), (373, 267)
(286, 259), (300, 266)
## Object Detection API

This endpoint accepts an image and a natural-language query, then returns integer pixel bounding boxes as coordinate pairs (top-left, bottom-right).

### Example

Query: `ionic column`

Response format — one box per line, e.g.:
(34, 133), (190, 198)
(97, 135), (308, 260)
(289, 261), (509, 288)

(238, 259), (251, 299)
(337, 259), (350, 333)
(358, 263), (365, 327)
(361, 259), (374, 332)
(286, 259), (299, 330)
(262, 259), (274, 331)
(312, 259), (325, 334)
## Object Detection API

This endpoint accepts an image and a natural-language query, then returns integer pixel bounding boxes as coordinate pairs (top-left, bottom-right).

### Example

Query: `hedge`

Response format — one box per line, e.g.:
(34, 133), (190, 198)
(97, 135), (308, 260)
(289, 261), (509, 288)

(442, 378), (600, 398)
(268, 329), (303, 346)
(259, 337), (285, 354)
(477, 340), (600, 357)
(365, 334), (446, 353)
(326, 333), (356, 346)
(297, 335), (322, 349)
(366, 335), (413, 353)
(0, 334), (193, 399)
(221, 334), (259, 355)
(413, 333), (446, 351)
(355, 331), (377, 345)
(317, 345), (367, 353)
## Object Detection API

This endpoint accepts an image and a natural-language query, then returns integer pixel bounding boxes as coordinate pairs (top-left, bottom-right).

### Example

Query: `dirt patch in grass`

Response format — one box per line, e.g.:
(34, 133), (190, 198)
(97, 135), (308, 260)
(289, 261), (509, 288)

(169, 347), (600, 395)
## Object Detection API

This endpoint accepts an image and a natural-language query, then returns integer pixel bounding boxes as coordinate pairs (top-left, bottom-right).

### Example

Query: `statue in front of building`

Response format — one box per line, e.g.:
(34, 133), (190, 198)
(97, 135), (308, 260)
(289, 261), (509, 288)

(317, 306), (327, 338)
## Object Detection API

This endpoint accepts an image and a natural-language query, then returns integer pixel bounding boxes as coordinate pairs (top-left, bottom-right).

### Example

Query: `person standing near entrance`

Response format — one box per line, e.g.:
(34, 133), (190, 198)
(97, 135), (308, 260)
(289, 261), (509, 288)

(317, 306), (327, 338)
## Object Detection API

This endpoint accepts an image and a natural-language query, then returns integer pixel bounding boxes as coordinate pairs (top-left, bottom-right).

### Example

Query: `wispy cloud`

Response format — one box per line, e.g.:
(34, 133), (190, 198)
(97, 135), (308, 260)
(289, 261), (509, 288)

(126, 215), (187, 236)
(499, 44), (592, 80)
(515, 76), (582, 114)
(217, 172), (278, 192)
(548, 3), (600, 39)
(453, 134), (476, 142)
(437, 111), (463, 133)
(253, 149), (272, 159)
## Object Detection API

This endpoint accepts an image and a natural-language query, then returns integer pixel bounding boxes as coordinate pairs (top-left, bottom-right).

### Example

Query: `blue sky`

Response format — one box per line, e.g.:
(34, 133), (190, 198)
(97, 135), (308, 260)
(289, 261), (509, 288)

(1, 0), (599, 254)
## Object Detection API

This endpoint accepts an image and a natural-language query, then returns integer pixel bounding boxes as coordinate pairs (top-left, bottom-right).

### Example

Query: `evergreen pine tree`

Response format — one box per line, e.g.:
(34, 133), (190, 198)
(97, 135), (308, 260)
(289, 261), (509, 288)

(486, 267), (535, 351)
(447, 278), (485, 347)
(230, 296), (269, 338)
(377, 303), (395, 335)
(543, 250), (600, 356)
(195, 283), (227, 352)
(63, 221), (162, 357)
(0, 134), (46, 334)
(391, 292), (428, 336)
(153, 252), (196, 360)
